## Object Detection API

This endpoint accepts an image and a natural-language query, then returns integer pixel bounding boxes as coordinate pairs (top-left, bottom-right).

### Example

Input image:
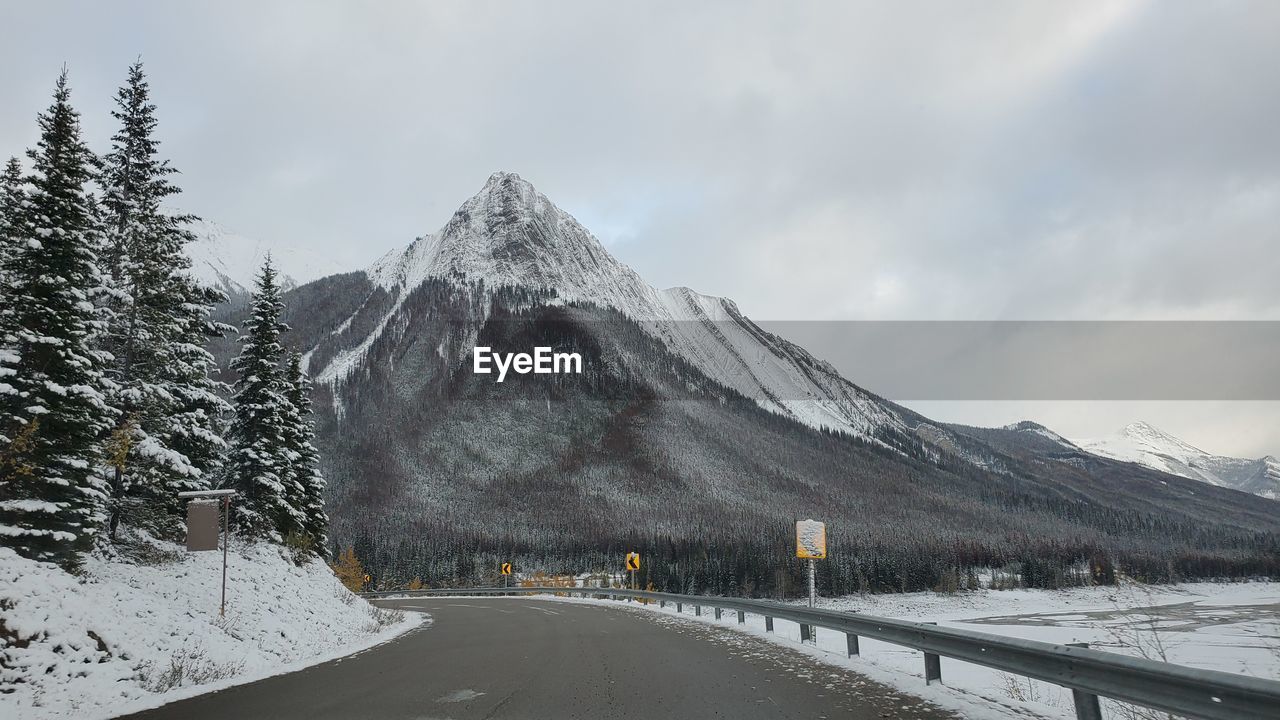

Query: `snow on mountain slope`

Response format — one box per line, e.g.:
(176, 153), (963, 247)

(324, 171), (904, 439)
(1077, 421), (1280, 499)
(1001, 420), (1078, 449)
(185, 218), (347, 298)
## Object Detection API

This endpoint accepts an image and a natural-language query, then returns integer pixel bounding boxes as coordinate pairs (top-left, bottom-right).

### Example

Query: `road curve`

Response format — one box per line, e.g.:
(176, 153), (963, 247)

(117, 596), (958, 719)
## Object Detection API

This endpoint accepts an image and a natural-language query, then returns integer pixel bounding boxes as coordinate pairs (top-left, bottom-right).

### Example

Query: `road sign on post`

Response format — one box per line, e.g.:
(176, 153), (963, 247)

(625, 552), (640, 591)
(796, 519), (826, 614)
(185, 501), (220, 551)
(501, 562), (512, 588)
(179, 489), (237, 617)
(795, 519), (826, 559)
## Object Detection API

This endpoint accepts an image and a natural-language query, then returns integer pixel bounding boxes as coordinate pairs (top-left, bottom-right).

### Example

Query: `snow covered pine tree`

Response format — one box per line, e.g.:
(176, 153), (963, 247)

(0, 157), (23, 286)
(97, 61), (230, 538)
(282, 351), (329, 557)
(226, 258), (296, 540)
(0, 71), (114, 568)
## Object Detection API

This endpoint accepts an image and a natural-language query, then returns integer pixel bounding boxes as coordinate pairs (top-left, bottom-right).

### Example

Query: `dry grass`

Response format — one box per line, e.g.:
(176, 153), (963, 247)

(139, 647), (244, 693)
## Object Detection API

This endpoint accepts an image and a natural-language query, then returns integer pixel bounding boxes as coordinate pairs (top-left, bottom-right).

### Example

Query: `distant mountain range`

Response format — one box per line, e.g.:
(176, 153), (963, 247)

(1076, 421), (1280, 500)
(185, 218), (346, 300)
(189, 172), (1280, 593)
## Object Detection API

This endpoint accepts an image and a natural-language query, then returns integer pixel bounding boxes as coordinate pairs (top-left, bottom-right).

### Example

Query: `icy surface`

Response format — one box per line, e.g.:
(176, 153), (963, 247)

(1077, 421), (1280, 498)
(0, 542), (423, 720)
(331, 172), (904, 439)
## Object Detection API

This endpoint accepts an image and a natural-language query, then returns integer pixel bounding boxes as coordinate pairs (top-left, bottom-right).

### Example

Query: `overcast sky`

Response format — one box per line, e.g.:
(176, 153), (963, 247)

(2, 2), (1277, 456)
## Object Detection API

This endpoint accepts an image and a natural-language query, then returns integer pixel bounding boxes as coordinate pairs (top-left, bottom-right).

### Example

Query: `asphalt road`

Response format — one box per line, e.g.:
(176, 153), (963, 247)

(117, 597), (959, 720)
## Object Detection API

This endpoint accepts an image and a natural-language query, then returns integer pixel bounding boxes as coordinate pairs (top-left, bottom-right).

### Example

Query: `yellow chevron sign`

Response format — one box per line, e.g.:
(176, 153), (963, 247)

(625, 552), (640, 571)
(501, 562), (512, 575)
(796, 519), (827, 559)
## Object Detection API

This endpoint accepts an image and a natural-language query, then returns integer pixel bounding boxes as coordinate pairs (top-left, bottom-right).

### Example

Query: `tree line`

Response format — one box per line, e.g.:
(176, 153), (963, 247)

(0, 64), (327, 570)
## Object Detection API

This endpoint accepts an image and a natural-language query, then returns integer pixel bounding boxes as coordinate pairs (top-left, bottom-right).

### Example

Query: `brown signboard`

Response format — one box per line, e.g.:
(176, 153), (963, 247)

(185, 500), (220, 551)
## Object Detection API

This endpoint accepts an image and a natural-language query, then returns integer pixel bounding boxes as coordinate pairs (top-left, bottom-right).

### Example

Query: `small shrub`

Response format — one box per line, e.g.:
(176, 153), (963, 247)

(932, 567), (961, 594)
(139, 647), (244, 693)
(283, 532), (319, 565)
(364, 605), (404, 632)
(113, 529), (185, 566)
(333, 585), (357, 606)
(1000, 673), (1042, 703)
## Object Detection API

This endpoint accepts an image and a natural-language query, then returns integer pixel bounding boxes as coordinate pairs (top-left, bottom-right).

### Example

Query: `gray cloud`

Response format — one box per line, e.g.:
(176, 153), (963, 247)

(1, 1), (1276, 455)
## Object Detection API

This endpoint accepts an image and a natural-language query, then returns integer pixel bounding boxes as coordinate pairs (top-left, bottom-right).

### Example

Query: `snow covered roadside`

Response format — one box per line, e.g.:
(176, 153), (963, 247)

(0, 541), (426, 720)
(532, 581), (1278, 720)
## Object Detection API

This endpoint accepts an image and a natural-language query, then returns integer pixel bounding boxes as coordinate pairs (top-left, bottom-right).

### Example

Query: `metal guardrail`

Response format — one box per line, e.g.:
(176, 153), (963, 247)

(364, 586), (1280, 720)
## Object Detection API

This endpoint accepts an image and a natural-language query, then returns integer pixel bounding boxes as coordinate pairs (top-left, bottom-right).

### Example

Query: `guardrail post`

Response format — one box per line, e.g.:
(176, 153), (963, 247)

(715, 607), (722, 620)
(1071, 689), (1103, 720)
(923, 622), (941, 685)
(846, 633), (860, 656)
(800, 623), (813, 643)
(660, 599), (665, 608)
(765, 616), (774, 632)
(677, 602), (682, 613)
(737, 610), (745, 624)
(695, 605), (702, 616)
(1066, 643), (1103, 720)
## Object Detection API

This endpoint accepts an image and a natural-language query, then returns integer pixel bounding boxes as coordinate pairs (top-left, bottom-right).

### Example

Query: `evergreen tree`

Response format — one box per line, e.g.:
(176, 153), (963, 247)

(282, 351), (328, 555)
(162, 278), (234, 505)
(0, 70), (114, 567)
(97, 61), (230, 536)
(0, 157), (24, 291)
(226, 257), (293, 539)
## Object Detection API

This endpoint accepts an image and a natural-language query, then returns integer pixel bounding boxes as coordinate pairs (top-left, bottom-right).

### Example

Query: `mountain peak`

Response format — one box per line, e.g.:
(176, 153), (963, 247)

(1004, 420), (1048, 432)
(1118, 421), (1207, 454)
(474, 171), (542, 211)
(184, 217), (346, 297)
(344, 173), (904, 442)
(1078, 422), (1280, 498)
(455, 170), (552, 228)
(367, 170), (651, 311)
(482, 169), (531, 189)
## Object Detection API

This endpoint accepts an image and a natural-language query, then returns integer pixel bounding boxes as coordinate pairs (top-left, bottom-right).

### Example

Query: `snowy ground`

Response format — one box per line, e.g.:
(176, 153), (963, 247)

(0, 539), (425, 720)
(537, 581), (1279, 719)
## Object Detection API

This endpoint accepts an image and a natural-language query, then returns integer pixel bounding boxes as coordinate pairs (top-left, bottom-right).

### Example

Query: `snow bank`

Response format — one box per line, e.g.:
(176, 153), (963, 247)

(540, 581), (1279, 720)
(0, 540), (423, 720)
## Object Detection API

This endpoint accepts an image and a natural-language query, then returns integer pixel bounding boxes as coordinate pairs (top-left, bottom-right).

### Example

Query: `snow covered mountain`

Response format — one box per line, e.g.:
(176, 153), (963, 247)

(185, 218), (346, 299)
(1077, 422), (1280, 499)
(315, 171), (904, 440)
(219, 171), (1278, 593)
(1001, 420), (1078, 449)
